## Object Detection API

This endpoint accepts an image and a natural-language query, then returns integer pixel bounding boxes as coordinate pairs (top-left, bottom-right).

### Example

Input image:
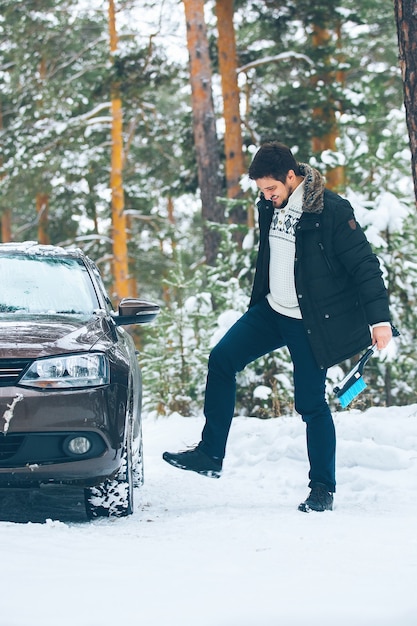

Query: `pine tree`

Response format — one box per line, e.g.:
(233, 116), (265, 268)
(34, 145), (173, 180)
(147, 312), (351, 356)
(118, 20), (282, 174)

(0, 0), (109, 243)
(140, 253), (217, 416)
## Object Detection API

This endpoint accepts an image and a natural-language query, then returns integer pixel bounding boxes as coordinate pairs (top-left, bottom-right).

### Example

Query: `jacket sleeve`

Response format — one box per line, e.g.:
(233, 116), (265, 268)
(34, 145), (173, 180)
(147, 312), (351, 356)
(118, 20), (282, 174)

(331, 197), (391, 325)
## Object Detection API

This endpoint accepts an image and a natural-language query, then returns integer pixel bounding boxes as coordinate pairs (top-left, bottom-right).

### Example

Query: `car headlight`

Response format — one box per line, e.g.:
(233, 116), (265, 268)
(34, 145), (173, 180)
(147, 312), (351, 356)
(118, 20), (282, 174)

(20, 353), (110, 389)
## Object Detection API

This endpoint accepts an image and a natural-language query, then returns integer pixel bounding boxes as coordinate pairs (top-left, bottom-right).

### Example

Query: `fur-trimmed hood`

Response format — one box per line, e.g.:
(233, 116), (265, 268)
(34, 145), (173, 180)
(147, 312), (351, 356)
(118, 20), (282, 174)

(298, 163), (325, 214)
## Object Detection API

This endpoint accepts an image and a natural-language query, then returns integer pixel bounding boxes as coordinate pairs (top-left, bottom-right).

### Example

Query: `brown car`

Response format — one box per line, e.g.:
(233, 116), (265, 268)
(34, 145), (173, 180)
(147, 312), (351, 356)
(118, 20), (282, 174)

(0, 242), (159, 518)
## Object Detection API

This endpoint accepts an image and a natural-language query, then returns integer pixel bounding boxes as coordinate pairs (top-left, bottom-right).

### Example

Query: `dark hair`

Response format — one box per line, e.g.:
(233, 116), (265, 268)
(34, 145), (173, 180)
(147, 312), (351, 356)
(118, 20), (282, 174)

(248, 141), (300, 182)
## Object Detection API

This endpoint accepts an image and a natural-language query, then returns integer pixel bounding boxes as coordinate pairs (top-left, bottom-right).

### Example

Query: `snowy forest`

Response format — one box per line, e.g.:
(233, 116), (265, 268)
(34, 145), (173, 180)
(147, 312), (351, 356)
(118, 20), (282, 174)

(1, 0), (417, 418)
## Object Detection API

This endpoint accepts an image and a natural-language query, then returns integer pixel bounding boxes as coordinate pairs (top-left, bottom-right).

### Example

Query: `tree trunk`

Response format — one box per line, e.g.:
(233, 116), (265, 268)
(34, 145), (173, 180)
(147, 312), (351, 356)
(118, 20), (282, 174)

(0, 103), (10, 243)
(1, 209), (12, 243)
(109, 0), (130, 300)
(33, 58), (50, 245)
(215, 0), (244, 200)
(311, 24), (345, 191)
(36, 193), (50, 244)
(394, 0), (417, 205)
(183, 0), (224, 265)
(215, 0), (248, 240)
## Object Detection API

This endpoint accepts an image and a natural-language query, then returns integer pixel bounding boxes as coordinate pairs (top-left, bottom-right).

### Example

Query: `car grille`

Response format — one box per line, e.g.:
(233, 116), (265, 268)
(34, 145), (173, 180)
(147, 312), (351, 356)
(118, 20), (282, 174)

(0, 359), (32, 386)
(0, 433), (25, 460)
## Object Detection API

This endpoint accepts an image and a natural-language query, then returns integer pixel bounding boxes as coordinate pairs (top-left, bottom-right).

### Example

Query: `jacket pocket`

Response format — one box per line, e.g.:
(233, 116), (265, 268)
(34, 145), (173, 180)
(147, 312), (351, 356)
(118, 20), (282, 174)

(321, 299), (369, 353)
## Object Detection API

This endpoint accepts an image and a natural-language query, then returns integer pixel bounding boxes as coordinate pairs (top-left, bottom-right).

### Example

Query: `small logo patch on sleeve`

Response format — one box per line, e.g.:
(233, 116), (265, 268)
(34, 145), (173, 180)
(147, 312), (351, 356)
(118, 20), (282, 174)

(348, 219), (357, 230)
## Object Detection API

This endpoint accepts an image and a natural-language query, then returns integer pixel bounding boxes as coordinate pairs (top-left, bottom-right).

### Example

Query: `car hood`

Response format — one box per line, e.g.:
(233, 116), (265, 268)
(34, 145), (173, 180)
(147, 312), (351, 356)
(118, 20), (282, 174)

(0, 314), (114, 359)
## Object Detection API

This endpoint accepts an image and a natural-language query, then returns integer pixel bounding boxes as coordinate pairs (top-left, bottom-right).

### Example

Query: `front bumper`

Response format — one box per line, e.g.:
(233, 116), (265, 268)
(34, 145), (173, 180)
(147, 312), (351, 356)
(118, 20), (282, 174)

(0, 385), (127, 487)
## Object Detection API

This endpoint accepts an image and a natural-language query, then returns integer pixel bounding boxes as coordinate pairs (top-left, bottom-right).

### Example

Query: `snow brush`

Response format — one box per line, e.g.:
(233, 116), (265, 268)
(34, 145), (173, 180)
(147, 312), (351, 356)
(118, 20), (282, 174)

(333, 325), (400, 409)
(333, 345), (377, 408)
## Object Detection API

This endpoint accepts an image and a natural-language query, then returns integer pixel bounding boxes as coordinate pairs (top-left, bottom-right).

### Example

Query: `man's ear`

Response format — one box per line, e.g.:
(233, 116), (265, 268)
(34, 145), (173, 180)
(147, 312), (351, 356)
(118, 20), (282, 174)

(286, 169), (296, 183)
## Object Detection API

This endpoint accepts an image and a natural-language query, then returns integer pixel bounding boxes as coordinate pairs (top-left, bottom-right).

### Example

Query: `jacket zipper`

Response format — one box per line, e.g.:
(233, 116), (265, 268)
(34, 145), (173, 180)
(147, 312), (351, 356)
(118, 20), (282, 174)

(318, 242), (336, 276)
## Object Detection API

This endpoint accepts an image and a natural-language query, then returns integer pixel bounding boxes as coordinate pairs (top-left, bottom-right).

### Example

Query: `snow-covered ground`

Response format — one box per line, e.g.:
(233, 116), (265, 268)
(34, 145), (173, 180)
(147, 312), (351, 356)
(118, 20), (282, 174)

(1, 405), (417, 626)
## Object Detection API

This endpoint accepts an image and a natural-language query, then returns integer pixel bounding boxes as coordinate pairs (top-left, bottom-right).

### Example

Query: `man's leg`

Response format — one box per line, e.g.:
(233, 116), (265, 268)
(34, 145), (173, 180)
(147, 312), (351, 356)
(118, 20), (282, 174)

(201, 299), (285, 459)
(163, 300), (285, 475)
(281, 316), (336, 494)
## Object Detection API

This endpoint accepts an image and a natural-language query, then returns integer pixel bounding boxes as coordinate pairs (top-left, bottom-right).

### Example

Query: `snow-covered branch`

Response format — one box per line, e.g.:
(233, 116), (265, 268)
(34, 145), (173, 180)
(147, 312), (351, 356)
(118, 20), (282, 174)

(237, 52), (314, 74)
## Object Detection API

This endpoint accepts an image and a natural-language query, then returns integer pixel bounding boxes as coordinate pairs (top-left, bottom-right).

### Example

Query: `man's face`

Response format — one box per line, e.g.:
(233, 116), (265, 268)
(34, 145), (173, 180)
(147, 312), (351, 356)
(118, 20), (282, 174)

(255, 174), (294, 209)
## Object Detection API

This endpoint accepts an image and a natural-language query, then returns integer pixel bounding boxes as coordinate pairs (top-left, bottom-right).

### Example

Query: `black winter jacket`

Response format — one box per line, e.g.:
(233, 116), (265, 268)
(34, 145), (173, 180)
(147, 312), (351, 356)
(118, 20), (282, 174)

(249, 164), (391, 369)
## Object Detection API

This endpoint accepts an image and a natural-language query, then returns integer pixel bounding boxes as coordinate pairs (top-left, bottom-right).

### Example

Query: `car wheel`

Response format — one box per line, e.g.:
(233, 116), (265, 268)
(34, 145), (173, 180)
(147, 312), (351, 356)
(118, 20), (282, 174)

(84, 425), (134, 519)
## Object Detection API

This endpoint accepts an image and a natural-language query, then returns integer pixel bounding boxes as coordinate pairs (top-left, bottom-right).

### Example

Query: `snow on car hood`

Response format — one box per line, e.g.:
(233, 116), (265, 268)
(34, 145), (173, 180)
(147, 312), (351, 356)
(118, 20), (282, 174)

(0, 313), (113, 359)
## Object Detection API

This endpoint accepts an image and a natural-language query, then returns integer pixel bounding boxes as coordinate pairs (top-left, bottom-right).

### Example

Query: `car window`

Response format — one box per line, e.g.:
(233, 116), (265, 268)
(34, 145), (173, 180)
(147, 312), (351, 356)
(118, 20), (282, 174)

(0, 254), (100, 315)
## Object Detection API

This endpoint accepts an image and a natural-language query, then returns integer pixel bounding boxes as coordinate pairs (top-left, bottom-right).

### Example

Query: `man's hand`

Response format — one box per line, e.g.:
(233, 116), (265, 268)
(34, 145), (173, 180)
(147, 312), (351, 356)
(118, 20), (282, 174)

(372, 325), (392, 350)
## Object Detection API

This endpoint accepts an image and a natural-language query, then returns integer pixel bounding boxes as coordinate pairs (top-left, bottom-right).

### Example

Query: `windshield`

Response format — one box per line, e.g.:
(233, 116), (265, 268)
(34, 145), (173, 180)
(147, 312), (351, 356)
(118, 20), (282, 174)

(0, 254), (100, 315)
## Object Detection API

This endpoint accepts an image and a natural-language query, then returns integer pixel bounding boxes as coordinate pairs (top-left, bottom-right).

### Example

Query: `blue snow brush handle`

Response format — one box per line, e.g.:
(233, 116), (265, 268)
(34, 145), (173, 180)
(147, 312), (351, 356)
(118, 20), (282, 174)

(333, 345), (377, 408)
(333, 325), (400, 409)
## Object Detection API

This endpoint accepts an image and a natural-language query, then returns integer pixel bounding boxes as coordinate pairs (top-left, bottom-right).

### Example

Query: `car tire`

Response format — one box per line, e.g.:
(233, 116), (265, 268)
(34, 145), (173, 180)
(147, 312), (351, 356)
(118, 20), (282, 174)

(84, 425), (134, 519)
(132, 423), (144, 488)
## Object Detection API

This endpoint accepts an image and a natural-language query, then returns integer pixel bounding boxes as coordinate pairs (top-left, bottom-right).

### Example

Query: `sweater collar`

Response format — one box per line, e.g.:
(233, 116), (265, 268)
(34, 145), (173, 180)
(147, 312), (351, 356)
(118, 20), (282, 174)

(286, 178), (305, 210)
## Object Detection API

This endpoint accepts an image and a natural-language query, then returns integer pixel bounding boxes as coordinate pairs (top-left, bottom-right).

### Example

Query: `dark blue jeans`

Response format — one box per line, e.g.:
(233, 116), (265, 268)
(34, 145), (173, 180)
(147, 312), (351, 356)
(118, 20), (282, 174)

(201, 298), (336, 492)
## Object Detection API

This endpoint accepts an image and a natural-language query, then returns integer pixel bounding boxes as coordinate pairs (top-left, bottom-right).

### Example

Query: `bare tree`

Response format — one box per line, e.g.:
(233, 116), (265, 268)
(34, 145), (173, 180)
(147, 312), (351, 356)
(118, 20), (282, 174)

(310, 23), (345, 191)
(109, 0), (130, 299)
(215, 0), (244, 200)
(36, 193), (50, 245)
(215, 0), (249, 238)
(183, 0), (224, 265)
(0, 104), (11, 243)
(394, 0), (417, 205)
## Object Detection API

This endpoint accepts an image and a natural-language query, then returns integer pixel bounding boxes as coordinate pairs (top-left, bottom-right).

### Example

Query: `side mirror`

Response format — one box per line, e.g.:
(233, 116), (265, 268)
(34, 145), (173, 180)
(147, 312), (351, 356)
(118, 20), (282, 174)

(113, 298), (160, 326)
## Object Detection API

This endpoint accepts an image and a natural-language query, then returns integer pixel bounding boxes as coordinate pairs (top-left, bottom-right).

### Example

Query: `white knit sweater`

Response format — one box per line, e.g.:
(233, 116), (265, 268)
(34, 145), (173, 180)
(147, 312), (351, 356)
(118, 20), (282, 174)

(266, 181), (304, 319)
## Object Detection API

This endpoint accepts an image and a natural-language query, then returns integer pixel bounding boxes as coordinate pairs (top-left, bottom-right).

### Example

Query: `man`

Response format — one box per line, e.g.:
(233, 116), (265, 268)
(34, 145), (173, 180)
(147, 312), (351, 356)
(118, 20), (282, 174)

(163, 141), (392, 512)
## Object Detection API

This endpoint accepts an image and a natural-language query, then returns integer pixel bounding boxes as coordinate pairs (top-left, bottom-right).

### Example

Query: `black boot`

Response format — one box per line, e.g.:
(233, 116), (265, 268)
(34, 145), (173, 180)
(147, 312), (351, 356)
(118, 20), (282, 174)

(163, 444), (222, 478)
(298, 482), (333, 512)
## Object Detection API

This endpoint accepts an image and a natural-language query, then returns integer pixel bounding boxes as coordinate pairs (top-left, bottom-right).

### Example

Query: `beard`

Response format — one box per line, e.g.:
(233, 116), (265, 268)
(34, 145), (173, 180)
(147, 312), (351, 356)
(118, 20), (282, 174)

(273, 198), (289, 209)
